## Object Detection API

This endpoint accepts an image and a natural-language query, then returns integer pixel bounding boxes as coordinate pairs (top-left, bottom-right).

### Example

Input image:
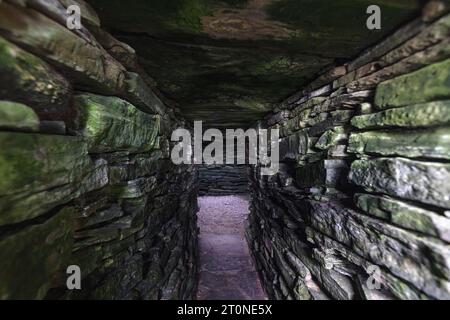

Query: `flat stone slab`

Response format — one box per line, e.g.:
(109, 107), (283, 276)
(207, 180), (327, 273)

(196, 196), (267, 300)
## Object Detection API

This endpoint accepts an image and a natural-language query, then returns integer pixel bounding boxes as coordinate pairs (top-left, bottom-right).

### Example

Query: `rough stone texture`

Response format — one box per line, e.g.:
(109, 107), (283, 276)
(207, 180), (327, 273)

(350, 158), (450, 209)
(247, 9), (450, 300)
(348, 128), (450, 160)
(0, 207), (74, 299)
(355, 193), (450, 242)
(199, 165), (247, 196)
(351, 100), (450, 129)
(73, 93), (160, 153)
(0, 2), (126, 96)
(2, 0), (450, 301)
(0, 36), (74, 124)
(374, 58), (450, 108)
(196, 196), (266, 300)
(87, 0), (421, 128)
(0, 100), (39, 132)
(0, 3), (198, 300)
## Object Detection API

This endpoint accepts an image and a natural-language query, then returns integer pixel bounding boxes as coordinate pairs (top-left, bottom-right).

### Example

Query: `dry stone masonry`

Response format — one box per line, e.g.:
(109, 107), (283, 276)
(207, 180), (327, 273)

(246, 4), (450, 300)
(1, 0), (450, 301)
(0, 0), (198, 299)
(199, 165), (247, 196)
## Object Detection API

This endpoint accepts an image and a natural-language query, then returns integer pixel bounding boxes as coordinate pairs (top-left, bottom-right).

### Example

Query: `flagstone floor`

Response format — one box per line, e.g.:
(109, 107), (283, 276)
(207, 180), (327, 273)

(196, 195), (267, 300)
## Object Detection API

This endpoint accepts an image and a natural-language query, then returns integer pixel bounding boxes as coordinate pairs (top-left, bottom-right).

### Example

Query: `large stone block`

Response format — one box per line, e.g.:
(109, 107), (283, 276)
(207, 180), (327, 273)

(315, 127), (347, 150)
(355, 193), (450, 242)
(349, 158), (450, 209)
(351, 100), (450, 129)
(0, 132), (107, 225)
(0, 37), (73, 122)
(374, 59), (450, 108)
(124, 72), (166, 116)
(108, 152), (163, 184)
(74, 94), (160, 153)
(0, 132), (90, 197)
(348, 127), (450, 160)
(0, 2), (125, 95)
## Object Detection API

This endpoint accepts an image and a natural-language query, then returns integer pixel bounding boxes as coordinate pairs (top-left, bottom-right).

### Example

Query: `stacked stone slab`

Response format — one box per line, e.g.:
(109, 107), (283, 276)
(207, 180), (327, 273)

(0, 0), (198, 299)
(198, 165), (247, 196)
(247, 3), (450, 300)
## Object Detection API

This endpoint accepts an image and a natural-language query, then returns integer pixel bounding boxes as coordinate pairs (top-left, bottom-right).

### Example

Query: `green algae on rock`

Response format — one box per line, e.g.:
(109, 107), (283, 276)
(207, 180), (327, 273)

(0, 132), (90, 197)
(0, 37), (73, 122)
(315, 127), (347, 150)
(0, 132), (108, 225)
(348, 127), (450, 160)
(0, 101), (39, 132)
(375, 59), (450, 108)
(0, 2), (126, 96)
(74, 94), (160, 153)
(351, 100), (450, 129)
(355, 193), (450, 242)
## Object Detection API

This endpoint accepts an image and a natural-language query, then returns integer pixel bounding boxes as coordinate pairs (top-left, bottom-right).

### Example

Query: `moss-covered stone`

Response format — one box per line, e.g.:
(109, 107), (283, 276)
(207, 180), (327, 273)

(74, 94), (160, 153)
(112, 177), (158, 199)
(0, 207), (74, 299)
(348, 127), (450, 160)
(375, 59), (450, 108)
(0, 2), (125, 96)
(0, 133), (90, 197)
(109, 152), (163, 184)
(0, 37), (73, 122)
(0, 133), (107, 225)
(351, 100), (450, 129)
(349, 158), (450, 209)
(0, 101), (39, 132)
(355, 193), (450, 242)
(124, 72), (167, 116)
(315, 127), (347, 150)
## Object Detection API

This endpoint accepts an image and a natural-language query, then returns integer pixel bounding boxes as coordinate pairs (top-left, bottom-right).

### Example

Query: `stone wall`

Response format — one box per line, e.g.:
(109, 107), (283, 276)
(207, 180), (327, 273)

(246, 3), (450, 300)
(0, 1), (198, 299)
(198, 165), (247, 196)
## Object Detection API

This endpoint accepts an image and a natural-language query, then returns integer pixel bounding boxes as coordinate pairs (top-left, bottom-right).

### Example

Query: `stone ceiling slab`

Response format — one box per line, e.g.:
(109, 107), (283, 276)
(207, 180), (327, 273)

(88, 0), (421, 128)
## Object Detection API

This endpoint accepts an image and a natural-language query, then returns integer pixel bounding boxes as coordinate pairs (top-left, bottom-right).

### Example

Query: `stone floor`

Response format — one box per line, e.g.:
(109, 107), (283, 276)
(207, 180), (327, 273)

(196, 195), (267, 300)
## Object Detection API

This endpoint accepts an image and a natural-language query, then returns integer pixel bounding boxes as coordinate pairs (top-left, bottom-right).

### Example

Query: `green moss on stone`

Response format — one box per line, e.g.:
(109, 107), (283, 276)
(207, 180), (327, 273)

(355, 193), (450, 241)
(0, 132), (89, 197)
(348, 127), (450, 160)
(0, 37), (72, 120)
(0, 101), (39, 132)
(315, 127), (346, 150)
(74, 94), (160, 153)
(351, 100), (450, 129)
(375, 59), (450, 108)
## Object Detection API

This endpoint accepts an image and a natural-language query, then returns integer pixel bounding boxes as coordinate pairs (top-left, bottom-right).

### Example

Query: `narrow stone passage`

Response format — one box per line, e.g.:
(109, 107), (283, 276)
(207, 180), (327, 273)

(196, 196), (267, 300)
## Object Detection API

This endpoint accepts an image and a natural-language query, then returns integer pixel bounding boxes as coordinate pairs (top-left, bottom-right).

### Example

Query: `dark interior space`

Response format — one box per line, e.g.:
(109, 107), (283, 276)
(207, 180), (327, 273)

(0, 0), (450, 301)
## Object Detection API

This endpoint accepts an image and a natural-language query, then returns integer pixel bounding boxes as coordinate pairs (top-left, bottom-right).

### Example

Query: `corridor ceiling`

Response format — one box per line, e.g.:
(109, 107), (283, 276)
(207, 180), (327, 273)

(88, 0), (421, 128)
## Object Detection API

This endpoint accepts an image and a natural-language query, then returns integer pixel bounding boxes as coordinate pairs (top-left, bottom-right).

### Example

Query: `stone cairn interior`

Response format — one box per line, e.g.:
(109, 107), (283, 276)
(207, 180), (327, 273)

(0, 0), (449, 300)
